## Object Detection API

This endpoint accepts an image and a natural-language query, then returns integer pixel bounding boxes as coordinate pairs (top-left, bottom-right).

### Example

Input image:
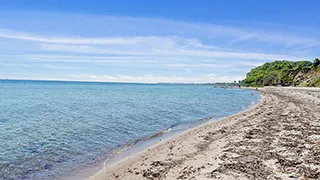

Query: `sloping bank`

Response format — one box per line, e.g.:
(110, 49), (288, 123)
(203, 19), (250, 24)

(88, 87), (320, 180)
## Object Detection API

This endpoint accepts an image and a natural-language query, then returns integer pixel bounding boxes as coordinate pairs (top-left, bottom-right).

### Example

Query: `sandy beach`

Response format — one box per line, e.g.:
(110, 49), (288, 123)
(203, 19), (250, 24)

(88, 87), (320, 180)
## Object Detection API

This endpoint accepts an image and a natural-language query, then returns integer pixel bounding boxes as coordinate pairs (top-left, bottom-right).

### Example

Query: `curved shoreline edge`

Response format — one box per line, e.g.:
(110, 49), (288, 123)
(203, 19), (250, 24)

(57, 89), (260, 180)
(84, 89), (264, 180)
(87, 87), (320, 180)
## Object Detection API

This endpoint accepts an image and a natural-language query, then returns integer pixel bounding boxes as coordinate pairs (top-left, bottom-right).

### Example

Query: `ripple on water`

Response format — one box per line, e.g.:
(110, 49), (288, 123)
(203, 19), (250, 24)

(0, 81), (261, 179)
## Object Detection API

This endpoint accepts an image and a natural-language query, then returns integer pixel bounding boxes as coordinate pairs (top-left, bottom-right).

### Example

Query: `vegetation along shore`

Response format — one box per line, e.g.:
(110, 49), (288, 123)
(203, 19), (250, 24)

(244, 58), (320, 87)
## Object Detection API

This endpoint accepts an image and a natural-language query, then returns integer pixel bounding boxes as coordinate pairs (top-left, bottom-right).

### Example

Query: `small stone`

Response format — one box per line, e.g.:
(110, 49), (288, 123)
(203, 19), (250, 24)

(44, 164), (53, 170)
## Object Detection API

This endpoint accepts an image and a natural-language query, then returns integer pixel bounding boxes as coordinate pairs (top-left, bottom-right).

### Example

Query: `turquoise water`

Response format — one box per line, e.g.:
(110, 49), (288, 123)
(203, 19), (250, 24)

(0, 80), (260, 179)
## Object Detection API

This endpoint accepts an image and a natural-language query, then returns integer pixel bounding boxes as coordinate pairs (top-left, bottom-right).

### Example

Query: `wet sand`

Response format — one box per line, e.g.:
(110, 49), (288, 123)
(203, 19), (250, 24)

(88, 87), (320, 180)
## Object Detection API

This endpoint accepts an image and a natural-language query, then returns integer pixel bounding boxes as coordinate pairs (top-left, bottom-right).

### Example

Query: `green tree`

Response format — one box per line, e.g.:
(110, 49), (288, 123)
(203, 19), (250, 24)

(244, 59), (314, 87)
(314, 58), (320, 68)
(263, 72), (280, 86)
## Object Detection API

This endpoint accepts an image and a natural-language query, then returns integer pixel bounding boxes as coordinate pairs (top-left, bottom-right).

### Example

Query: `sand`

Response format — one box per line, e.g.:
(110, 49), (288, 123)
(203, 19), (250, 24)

(88, 87), (320, 180)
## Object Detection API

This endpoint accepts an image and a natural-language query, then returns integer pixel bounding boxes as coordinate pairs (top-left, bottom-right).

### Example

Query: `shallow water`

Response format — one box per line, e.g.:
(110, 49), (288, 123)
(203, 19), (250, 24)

(0, 80), (260, 179)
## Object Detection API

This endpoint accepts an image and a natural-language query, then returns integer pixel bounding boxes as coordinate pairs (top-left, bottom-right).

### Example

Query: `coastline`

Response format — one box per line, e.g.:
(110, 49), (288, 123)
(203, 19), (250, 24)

(87, 87), (320, 179)
(82, 89), (263, 180)
(60, 88), (261, 180)
(1, 82), (260, 180)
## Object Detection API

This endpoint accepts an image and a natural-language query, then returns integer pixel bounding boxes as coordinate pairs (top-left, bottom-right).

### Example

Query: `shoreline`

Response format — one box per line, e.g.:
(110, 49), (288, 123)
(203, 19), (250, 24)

(58, 89), (261, 180)
(84, 90), (263, 180)
(87, 87), (320, 179)
(60, 118), (217, 180)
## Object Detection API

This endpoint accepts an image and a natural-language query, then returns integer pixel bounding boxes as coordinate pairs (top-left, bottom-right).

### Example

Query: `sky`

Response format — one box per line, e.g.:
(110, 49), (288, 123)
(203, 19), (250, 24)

(0, 0), (319, 83)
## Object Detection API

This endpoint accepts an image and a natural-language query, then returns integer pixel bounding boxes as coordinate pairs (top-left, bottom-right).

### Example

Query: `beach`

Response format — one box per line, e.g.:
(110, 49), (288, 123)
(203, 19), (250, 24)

(1, 81), (260, 179)
(88, 87), (320, 180)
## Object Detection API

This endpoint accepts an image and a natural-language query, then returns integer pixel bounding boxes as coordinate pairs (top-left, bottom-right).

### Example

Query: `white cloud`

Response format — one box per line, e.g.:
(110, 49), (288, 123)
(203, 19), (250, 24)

(43, 64), (83, 70)
(17, 54), (162, 63)
(65, 74), (244, 83)
(0, 23), (316, 63)
(0, 29), (140, 45)
(0, 63), (30, 67)
(0, 13), (319, 83)
(230, 32), (320, 47)
(35, 40), (309, 61)
(165, 63), (231, 68)
(1, 15), (319, 48)
(5, 73), (244, 83)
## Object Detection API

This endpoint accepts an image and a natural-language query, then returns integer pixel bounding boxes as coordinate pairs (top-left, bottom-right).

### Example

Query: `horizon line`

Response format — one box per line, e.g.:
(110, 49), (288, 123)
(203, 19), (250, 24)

(0, 78), (227, 84)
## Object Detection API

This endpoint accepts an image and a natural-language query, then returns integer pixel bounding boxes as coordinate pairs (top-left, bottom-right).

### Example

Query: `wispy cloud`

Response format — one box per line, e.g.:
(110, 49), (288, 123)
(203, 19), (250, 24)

(229, 31), (320, 47)
(0, 29), (140, 45)
(66, 74), (245, 83)
(42, 64), (83, 70)
(34, 39), (310, 61)
(0, 63), (30, 67)
(165, 63), (231, 68)
(0, 11), (319, 82)
(5, 73), (244, 83)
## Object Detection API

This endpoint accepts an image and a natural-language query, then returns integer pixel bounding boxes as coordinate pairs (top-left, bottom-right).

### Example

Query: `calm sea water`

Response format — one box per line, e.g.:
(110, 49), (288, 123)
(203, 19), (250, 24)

(0, 80), (260, 179)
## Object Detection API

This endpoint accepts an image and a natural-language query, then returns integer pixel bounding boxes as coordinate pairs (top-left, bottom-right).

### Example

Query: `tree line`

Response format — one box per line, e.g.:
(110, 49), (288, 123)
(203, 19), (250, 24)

(244, 58), (320, 87)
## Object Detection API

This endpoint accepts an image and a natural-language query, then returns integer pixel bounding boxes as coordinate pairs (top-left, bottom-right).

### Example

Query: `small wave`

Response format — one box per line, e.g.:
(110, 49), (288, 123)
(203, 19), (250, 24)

(112, 126), (174, 155)
(198, 115), (215, 122)
(148, 127), (172, 139)
(107, 115), (216, 159)
(0, 118), (9, 123)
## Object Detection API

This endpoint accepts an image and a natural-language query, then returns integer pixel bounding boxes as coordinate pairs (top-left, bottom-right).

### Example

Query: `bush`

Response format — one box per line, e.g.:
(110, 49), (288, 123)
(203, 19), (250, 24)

(263, 72), (280, 86)
(244, 59), (315, 87)
(314, 58), (320, 68)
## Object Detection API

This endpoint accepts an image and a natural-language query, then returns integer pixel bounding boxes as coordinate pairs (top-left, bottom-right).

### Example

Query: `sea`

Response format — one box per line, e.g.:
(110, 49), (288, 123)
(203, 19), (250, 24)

(0, 80), (261, 179)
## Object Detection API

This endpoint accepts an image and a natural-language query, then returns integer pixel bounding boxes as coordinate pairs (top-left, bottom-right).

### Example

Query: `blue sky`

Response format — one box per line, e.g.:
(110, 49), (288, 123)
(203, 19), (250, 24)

(0, 0), (319, 83)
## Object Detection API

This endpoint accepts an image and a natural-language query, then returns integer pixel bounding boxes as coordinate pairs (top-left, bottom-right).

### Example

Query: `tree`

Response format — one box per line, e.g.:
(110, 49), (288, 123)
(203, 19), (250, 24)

(244, 59), (314, 87)
(314, 58), (320, 68)
(263, 72), (280, 86)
